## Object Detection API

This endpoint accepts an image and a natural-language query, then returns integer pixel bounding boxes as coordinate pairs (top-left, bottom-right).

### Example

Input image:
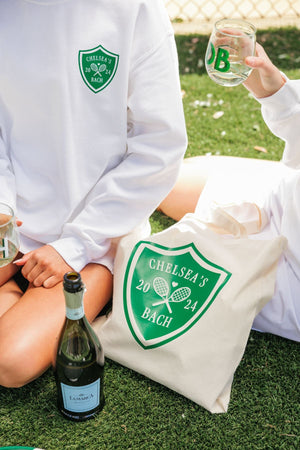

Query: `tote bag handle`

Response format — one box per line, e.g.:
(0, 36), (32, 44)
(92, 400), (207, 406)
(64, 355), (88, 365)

(204, 205), (247, 237)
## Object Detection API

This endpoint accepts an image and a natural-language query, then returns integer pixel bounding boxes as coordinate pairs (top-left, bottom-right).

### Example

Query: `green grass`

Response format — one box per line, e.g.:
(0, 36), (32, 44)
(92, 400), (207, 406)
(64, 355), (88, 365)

(0, 333), (299, 449)
(0, 28), (299, 450)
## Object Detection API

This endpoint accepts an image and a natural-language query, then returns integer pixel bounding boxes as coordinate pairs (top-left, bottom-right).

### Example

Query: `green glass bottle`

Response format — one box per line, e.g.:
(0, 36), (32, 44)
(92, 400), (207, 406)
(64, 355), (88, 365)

(54, 271), (105, 421)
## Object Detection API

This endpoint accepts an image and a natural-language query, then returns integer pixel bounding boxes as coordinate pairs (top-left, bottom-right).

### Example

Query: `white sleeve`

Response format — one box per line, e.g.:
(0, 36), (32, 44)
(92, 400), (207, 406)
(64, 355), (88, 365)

(258, 77), (300, 169)
(50, 32), (187, 272)
(0, 128), (16, 211)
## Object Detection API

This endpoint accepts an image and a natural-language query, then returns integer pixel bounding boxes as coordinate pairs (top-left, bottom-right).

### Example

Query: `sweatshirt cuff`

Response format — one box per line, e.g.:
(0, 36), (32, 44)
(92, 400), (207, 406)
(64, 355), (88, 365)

(49, 237), (90, 272)
(257, 77), (298, 116)
(49, 236), (114, 274)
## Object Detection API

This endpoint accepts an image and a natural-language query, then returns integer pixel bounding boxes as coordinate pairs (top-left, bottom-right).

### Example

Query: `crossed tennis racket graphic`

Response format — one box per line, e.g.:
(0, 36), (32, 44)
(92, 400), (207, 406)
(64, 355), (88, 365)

(90, 63), (107, 76)
(152, 276), (191, 314)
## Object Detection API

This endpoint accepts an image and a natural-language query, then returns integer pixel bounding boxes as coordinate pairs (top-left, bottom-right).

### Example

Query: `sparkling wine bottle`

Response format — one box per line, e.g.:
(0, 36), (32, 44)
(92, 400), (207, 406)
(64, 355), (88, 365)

(54, 271), (105, 421)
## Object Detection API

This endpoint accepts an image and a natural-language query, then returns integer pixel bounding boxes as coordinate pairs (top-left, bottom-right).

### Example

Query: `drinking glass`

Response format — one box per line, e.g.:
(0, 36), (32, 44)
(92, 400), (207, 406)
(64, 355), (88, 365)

(205, 19), (256, 87)
(0, 202), (20, 267)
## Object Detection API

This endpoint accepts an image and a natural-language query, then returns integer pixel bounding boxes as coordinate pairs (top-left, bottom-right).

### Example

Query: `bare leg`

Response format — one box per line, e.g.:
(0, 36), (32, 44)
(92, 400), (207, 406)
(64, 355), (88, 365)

(0, 263), (112, 388)
(159, 156), (284, 221)
(0, 279), (23, 317)
(158, 156), (210, 221)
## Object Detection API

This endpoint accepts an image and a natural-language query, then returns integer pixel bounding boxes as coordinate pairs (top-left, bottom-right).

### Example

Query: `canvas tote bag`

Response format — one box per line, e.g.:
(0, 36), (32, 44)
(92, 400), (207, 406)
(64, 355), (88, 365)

(93, 205), (286, 413)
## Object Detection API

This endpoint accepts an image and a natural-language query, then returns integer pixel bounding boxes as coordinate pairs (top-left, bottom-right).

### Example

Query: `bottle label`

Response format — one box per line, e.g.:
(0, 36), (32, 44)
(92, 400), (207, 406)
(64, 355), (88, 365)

(65, 306), (84, 320)
(61, 379), (100, 413)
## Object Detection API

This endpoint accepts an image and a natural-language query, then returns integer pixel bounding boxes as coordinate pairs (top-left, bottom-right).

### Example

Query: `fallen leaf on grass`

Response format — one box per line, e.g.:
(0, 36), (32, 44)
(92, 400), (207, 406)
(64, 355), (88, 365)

(264, 424), (277, 429)
(254, 145), (267, 153)
(213, 111), (224, 119)
(278, 53), (289, 60)
(193, 100), (211, 108)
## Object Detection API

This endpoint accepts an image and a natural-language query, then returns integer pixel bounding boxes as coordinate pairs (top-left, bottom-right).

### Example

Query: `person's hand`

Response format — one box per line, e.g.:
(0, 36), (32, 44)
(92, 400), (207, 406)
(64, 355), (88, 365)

(0, 215), (22, 227)
(14, 245), (72, 288)
(243, 43), (285, 98)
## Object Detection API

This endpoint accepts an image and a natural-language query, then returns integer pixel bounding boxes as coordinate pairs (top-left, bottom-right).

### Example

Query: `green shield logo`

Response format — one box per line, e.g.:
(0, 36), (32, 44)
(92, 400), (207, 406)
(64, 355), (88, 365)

(78, 44), (119, 93)
(124, 241), (231, 349)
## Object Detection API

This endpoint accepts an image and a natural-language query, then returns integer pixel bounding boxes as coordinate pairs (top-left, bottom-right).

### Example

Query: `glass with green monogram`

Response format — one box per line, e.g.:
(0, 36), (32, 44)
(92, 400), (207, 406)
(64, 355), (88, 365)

(205, 19), (256, 87)
(0, 202), (19, 268)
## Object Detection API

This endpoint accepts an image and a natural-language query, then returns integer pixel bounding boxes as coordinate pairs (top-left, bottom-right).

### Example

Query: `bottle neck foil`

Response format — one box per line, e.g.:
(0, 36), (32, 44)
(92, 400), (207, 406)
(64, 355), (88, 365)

(64, 288), (85, 320)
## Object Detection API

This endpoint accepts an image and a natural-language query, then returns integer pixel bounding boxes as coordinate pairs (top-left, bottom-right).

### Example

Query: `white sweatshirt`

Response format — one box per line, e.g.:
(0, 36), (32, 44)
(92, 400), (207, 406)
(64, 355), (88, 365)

(252, 79), (300, 341)
(0, 0), (187, 272)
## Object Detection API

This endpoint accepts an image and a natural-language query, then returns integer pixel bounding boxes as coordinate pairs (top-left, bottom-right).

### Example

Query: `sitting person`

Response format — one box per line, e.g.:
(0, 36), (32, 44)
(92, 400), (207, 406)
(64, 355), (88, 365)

(159, 43), (300, 343)
(0, 0), (187, 388)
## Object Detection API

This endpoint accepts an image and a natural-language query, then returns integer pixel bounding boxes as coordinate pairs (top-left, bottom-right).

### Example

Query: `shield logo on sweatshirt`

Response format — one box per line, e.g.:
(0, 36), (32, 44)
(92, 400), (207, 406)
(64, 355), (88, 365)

(78, 44), (119, 93)
(123, 241), (231, 349)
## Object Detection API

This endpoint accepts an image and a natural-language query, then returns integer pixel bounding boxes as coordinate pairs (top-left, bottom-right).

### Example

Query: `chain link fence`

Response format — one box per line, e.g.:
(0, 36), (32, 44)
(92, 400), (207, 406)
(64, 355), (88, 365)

(164, 0), (300, 33)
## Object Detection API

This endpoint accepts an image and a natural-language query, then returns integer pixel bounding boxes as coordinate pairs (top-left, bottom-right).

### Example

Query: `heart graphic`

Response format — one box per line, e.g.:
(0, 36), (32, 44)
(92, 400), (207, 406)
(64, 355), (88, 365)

(172, 281), (178, 288)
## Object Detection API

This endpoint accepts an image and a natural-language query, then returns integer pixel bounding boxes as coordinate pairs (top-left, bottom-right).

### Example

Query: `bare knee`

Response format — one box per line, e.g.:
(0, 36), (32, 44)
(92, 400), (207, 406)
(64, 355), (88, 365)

(0, 335), (45, 388)
(0, 344), (27, 388)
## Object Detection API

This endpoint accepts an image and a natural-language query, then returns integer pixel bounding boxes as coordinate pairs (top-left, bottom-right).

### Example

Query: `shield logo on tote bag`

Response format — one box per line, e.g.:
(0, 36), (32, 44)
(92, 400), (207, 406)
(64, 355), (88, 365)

(78, 44), (119, 93)
(124, 241), (231, 349)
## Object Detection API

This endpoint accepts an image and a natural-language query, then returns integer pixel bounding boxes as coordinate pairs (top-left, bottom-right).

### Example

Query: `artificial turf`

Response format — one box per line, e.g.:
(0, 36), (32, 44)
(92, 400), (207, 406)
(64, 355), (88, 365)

(0, 27), (299, 450)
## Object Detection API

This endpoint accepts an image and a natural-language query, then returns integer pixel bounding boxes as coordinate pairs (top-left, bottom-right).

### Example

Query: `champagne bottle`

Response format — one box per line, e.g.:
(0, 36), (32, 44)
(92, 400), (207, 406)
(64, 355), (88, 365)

(54, 271), (105, 421)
